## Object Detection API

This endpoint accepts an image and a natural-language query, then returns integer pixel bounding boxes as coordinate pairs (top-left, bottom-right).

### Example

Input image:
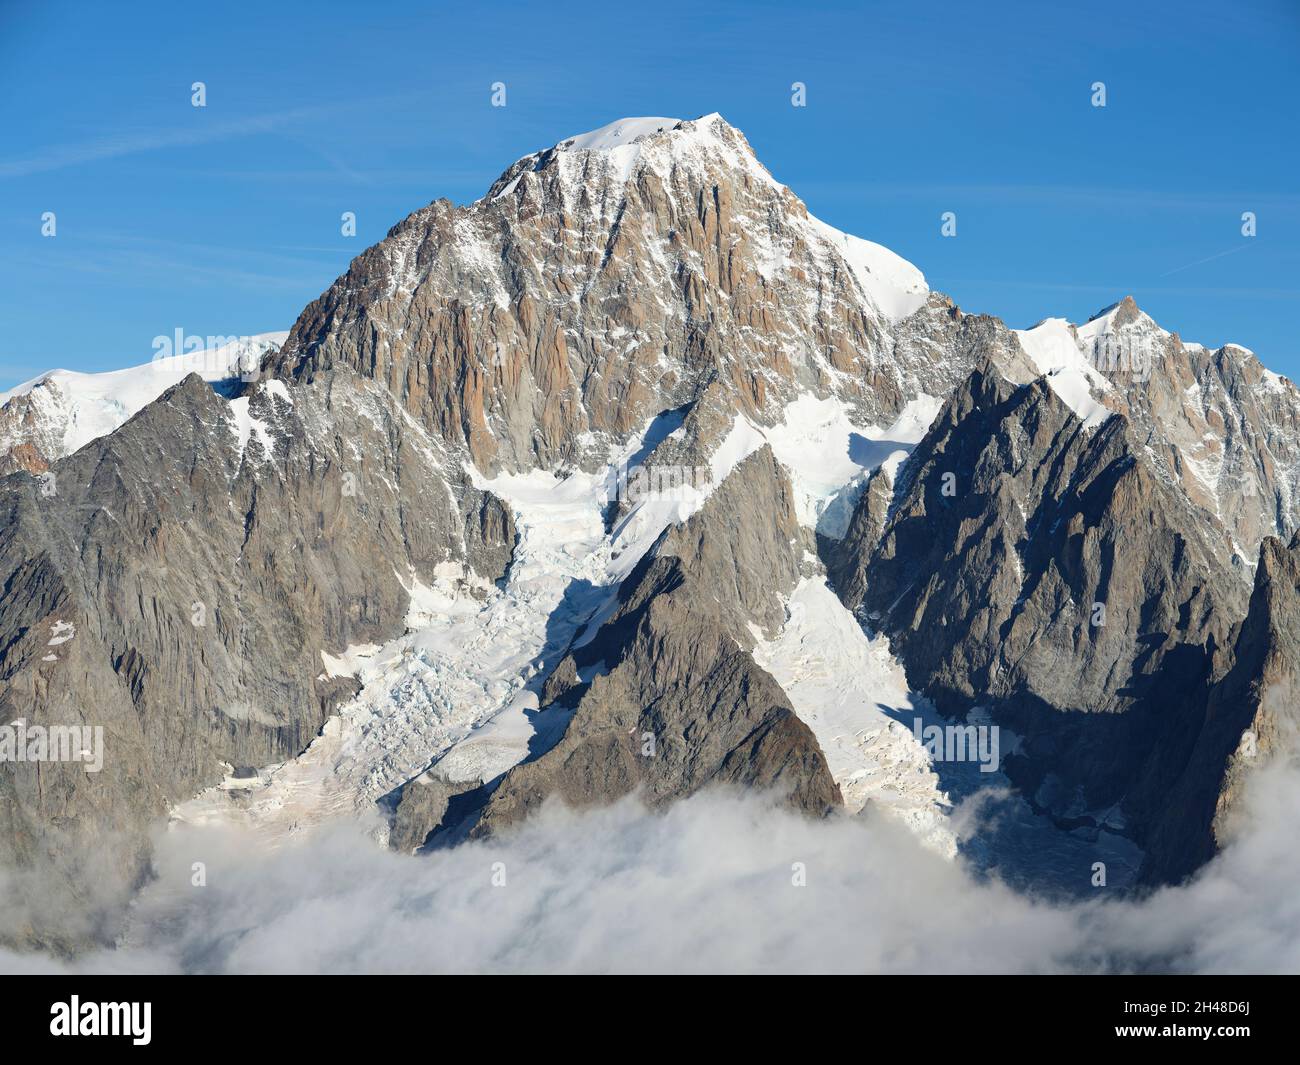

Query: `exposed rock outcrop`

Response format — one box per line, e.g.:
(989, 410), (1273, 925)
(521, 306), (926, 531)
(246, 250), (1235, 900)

(0, 370), (513, 945)
(1141, 532), (1300, 882)
(265, 116), (984, 475)
(5, 112), (1298, 939)
(1017, 298), (1300, 568)
(469, 447), (840, 839)
(828, 357), (1249, 852)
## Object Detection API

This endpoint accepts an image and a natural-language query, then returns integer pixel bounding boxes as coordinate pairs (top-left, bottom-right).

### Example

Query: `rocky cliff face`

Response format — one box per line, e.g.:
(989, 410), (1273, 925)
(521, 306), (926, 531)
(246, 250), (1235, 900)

(265, 115), (985, 475)
(1141, 532), (1300, 883)
(827, 354), (1258, 866)
(392, 447), (841, 850)
(0, 369), (512, 947)
(1017, 298), (1300, 568)
(3, 113), (1296, 949)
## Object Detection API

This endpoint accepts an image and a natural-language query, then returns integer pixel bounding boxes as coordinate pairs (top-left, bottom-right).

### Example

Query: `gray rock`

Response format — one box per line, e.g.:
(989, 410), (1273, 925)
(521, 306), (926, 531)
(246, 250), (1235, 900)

(264, 116), (991, 476)
(388, 770), (481, 855)
(6, 113), (1300, 943)
(1064, 297), (1300, 563)
(0, 370), (514, 946)
(1140, 532), (1300, 882)
(472, 447), (841, 835)
(827, 357), (1250, 867)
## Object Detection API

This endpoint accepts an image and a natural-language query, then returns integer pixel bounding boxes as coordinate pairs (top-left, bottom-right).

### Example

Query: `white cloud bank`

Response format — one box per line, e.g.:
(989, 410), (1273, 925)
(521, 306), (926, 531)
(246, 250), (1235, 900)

(1, 762), (1298, 975)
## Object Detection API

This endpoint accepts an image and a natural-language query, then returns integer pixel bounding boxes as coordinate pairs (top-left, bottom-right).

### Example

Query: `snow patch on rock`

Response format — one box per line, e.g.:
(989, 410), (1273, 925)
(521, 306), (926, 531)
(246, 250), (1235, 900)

(320, 644), (382, 680)
(751, 577), (957, 857)
(0, 332), (287, 459)
(1014, 317), (1113, 429)
(805, 216), (929, 323)
(712, 392), (942, 536)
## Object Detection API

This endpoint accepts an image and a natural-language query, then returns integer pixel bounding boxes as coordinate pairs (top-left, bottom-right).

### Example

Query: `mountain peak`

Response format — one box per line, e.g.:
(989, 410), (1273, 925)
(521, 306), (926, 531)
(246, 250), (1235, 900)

(555, 116), (684, 152)
(485, 112), (766, 205)
(1087, 295), (1142, 327)
(1079, 295), (1165, 340)
(554, 112), (732, 153)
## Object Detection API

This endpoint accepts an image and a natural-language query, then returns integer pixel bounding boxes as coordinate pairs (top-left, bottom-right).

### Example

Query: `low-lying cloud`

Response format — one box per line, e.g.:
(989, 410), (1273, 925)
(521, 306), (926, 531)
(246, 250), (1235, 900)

(2, 762), (1298, 974)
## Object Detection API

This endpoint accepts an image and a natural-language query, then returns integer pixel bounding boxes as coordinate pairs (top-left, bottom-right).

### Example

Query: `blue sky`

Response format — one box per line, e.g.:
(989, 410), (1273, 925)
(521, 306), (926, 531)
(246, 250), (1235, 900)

(1, 0), (1297, 388)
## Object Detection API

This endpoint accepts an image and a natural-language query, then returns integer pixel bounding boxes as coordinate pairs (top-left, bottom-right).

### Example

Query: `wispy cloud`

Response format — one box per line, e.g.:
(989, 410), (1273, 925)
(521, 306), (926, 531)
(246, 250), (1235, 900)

(793, 179), (1300, 216)
(1159, 242), (1254, 278)
(0, 92), (430, 180)
(4, 230), (345, 294)
(0, 105), (336, 179)
(6, 246), (328, 293)
(931, 277), (1300, 301)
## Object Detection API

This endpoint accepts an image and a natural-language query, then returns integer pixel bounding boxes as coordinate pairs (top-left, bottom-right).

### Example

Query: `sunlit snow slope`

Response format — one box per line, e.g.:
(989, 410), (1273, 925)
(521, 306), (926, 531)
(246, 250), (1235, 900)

(173, 392), (957, 851)
(0, 332), (287, 462)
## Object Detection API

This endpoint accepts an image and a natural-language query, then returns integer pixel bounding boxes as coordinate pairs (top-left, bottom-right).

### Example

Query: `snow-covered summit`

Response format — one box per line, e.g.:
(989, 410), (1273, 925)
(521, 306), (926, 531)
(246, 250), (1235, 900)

(556, 115), (684, 152)
(1015, 295), (1186, 428)
(1012, 316), (1113, 429)
(0, 331), (287, 466)
(1076, 295), (1167, 344)
(485, 112), (929, 323)
(1015, 294), (1300, 565)
(495, 112), (772, 192)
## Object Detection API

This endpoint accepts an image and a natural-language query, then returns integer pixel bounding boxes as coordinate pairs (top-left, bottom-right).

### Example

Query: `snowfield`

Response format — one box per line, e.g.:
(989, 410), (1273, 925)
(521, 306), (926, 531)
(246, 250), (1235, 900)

(0, 332), (287, 459)
(1013, 317), (1113, 429)
(174, 391), (960, 855)
(752, 576), (957, 856)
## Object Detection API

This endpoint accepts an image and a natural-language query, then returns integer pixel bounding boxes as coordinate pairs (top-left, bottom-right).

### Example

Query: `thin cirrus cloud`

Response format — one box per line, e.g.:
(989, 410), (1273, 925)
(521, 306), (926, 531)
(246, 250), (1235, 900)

(7, 236), (337, 294)
(0, 93), (429, 180)
(791, 179), (1300, 216)
(0, 106), (328, 180)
